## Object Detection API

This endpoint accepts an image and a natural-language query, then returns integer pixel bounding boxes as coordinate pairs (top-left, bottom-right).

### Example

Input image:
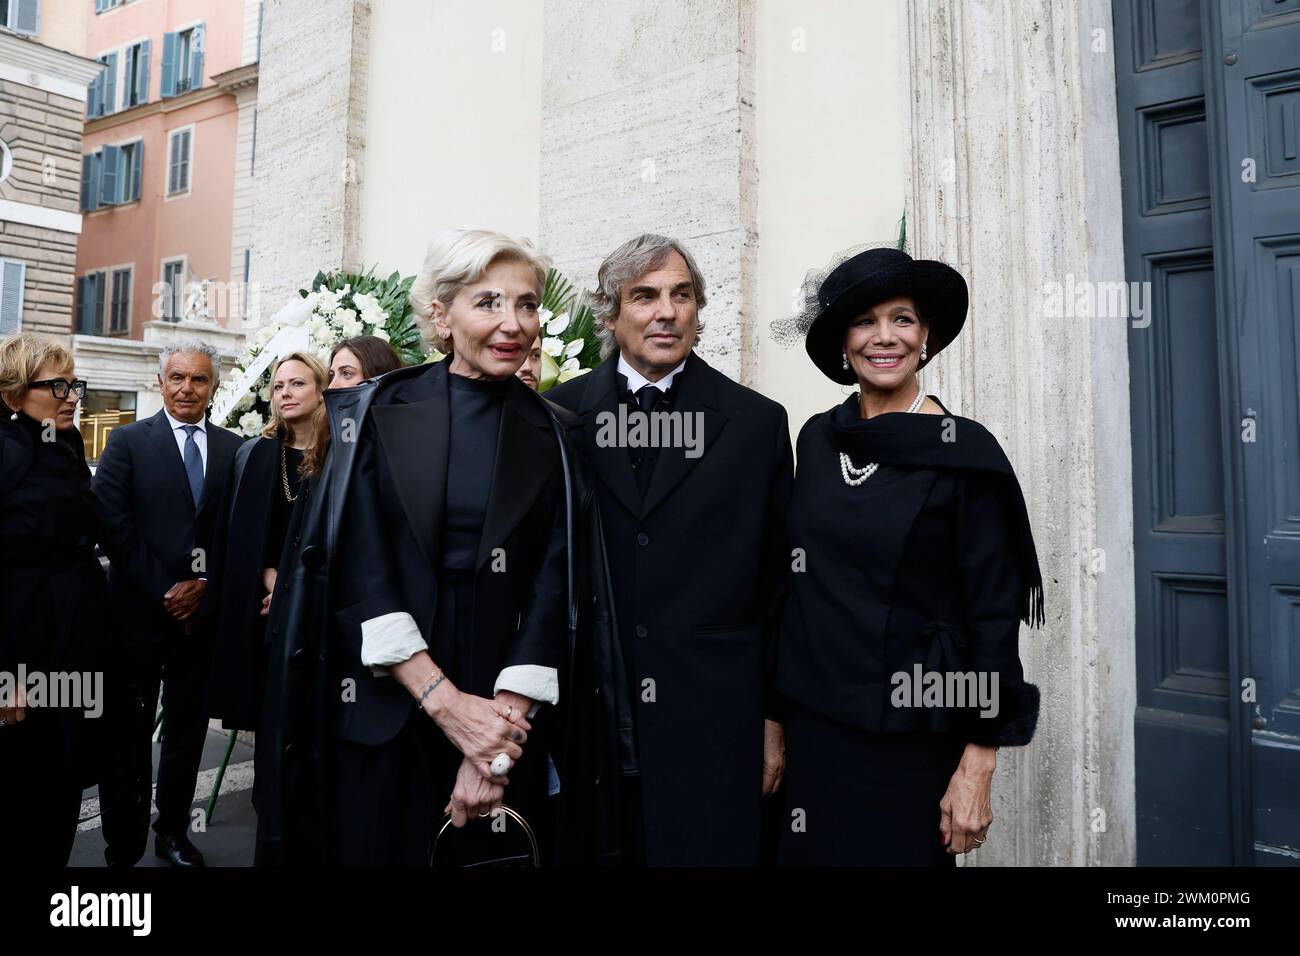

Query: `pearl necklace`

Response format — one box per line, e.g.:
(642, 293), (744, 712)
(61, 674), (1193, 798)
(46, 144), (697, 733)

(838, 385), (926, 487)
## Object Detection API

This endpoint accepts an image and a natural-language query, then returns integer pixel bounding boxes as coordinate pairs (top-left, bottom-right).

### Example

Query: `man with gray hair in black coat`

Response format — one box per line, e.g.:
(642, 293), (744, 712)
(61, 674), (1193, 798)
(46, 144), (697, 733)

(547, 234), (793, 866)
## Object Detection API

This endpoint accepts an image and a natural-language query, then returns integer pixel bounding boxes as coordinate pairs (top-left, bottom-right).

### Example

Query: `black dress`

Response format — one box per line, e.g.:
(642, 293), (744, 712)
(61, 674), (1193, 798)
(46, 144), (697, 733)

(777, 395), (1043, 866)
(330, 370), (552, 866)
(0, 410), (108, 865)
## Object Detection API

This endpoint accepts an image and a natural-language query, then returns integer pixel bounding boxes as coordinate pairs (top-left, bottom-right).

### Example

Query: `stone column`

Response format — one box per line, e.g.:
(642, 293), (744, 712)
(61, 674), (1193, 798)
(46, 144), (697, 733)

(902, 0), (1137, 865)
(249, 0), (369, 318)
(538, 0), (758, 382)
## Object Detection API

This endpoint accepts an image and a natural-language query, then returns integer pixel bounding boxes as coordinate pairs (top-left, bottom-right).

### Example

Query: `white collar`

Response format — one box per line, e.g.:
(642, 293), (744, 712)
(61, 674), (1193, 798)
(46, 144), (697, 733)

(162, 407), (207, 432)
(617, 353), (687, 394)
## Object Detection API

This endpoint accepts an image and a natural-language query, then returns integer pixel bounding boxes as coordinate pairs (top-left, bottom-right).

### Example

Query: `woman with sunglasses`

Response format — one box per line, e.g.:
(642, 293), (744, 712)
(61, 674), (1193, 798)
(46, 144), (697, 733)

(0, 332), (107, 865)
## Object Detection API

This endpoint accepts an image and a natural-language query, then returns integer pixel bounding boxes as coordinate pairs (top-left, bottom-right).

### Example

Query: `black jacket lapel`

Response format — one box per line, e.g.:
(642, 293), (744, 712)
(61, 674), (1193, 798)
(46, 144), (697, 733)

(577, 357), (641, 517)
(369, 362), (449, 570)
(475, 380), (558, 570)
(146, 410), (196, 508)
(640, 352), (728, 519)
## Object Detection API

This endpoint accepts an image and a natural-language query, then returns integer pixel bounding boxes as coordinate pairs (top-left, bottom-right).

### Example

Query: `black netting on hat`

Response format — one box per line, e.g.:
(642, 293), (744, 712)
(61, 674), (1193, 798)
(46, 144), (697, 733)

(768, 238), (911, 349)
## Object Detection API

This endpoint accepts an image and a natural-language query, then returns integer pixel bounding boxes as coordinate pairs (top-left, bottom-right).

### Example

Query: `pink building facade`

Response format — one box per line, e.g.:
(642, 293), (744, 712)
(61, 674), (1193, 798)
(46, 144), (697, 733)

(69, 0), (259, 453)
(75, 0), (256, 337)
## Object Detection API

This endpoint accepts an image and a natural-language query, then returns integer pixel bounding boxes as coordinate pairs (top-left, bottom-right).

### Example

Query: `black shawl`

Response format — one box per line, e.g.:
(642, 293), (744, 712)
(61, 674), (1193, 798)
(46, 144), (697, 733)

(828, 396), (1046, 629)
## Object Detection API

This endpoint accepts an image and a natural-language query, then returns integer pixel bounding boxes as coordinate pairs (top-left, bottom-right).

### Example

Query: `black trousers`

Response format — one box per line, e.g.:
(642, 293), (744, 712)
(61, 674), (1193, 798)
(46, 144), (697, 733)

(99, 620), (214, 866)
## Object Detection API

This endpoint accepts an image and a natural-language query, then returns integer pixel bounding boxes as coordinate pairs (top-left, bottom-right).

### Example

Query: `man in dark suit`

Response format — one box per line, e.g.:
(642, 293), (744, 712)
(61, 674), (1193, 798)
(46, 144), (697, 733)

(547, 234), (793, 865)
(93, 341), (241, 867)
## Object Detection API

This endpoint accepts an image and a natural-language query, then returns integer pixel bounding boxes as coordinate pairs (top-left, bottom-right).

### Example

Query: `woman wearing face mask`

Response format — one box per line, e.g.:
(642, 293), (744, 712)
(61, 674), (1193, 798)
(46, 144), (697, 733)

(0, 333), (107, 865)
(207, 353), (329, 735)
(774, 246), (1045, 866)
(327, 335), (403, 390)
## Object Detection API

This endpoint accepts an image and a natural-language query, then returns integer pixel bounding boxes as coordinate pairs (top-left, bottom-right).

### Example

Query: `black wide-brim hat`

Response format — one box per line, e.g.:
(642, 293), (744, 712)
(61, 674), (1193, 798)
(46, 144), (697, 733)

(804, 246), (968, 385)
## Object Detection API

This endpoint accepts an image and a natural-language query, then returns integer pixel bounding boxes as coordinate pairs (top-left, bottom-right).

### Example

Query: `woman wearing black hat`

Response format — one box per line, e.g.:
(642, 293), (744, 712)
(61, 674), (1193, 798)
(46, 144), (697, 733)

(775, 246), (1045, 867)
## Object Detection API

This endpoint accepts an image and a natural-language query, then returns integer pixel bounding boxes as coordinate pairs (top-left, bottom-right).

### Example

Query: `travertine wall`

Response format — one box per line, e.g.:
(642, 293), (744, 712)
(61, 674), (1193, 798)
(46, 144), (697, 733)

(249, 0), (368, 313)
(902, 0), (1136, 866)
(0, 82), (84, 337)
(538, 0), (758, 382)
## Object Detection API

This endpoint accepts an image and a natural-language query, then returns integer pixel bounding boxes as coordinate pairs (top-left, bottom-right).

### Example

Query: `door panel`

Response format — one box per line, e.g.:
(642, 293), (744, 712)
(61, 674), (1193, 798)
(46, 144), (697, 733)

(1203, 0), (1300, 865)
(1114, 0), (1235, 864)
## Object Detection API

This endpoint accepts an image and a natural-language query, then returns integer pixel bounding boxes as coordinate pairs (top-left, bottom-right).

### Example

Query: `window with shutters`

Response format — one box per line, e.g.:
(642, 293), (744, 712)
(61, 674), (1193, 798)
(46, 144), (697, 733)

(80, 139), (143, 210)
(122, 39), (150, 108)
(162, 24), (204, 98)
(161, 258), (185, 322)
(75, 271), (106, 335)
(0, 258), (26, 335)
(93, 0), (132, 13)
(87, 51), (118, 118)
(108, 266), (132, 334)
(167, 127), (192, 196)
(0, 0), (40, 36)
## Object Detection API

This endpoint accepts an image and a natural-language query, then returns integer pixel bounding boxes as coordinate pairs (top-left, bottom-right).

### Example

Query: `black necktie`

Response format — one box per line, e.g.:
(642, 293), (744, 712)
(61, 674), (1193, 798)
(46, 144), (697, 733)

(626, 384), (669, 496)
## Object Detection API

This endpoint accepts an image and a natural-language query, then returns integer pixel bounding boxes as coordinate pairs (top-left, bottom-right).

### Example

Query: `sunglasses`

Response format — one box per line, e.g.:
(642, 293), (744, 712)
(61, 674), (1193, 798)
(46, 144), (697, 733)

(29, 378), (88, 401)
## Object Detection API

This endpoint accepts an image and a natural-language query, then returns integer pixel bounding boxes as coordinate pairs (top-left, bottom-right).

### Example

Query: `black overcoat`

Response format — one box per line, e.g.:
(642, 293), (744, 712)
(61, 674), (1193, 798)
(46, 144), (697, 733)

(252, 360), (620, 865)
(546, 351), (794, 866)
(206, 435), (296, 731)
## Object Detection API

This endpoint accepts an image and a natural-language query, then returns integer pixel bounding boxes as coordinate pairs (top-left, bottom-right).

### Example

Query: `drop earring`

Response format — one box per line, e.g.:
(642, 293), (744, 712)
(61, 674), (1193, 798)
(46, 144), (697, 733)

(841, 352), (850, 370)
(921, 341), (928, 362)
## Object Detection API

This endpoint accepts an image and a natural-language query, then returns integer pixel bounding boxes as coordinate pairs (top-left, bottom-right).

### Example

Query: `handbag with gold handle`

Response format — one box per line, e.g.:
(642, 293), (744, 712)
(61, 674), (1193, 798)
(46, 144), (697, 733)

(428, 805), (540, 868)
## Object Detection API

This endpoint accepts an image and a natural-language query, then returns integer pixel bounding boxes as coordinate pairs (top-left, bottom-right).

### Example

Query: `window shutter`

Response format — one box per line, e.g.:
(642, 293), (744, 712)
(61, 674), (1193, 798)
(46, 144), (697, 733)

(103, 51), (118, 115)
(15, 0), (39, 35)
(95, 0), (106, 13)
(167, 133), (178, 194)
(161, 32), (177, 98)
(180, 130), (191, 191)
(80, 154), (91, 211)
(130, 140), (142, 202)
(0, 260), (26, 335)
(99, 144), (120, 206)
(191, 24), (205, 88)
(74, 276), (87, 334)
(92, 272), (106, 333)
(86, 152), (102, 212)
(137, 39), (151, 105)
(86, 72), (100, 119)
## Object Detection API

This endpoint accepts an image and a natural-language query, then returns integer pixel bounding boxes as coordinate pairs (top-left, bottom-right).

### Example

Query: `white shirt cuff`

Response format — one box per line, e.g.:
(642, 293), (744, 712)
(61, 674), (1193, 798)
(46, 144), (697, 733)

(360, 611), (428, 674)
(494, 665), (559, 708)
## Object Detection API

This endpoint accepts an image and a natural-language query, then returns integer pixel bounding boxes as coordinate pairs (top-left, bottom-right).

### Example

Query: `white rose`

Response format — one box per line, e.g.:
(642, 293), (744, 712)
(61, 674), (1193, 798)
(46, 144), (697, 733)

(546, 312), (570, 336)
(316, 288), (340, 313)
(372, 327), (391, 343)
(352, 292), (379, 314)
(237, 411), (264, 437)
(563, 337), (584, 359)
(361, 307), (387, 329)
(538, 307), (553, 324)
(541, 336), (564, 358)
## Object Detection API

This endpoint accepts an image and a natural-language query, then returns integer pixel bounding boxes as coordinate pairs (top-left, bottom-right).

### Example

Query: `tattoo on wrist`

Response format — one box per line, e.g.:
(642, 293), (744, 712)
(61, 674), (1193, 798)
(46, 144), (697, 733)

(418, 671), (446, 706)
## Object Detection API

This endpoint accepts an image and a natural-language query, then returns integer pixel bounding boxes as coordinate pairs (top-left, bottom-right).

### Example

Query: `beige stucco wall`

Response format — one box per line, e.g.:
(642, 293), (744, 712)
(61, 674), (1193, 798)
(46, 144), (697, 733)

(357, 0), (542, 279)
(33, 0), (88, 57)
(753, 0), (907, 438)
